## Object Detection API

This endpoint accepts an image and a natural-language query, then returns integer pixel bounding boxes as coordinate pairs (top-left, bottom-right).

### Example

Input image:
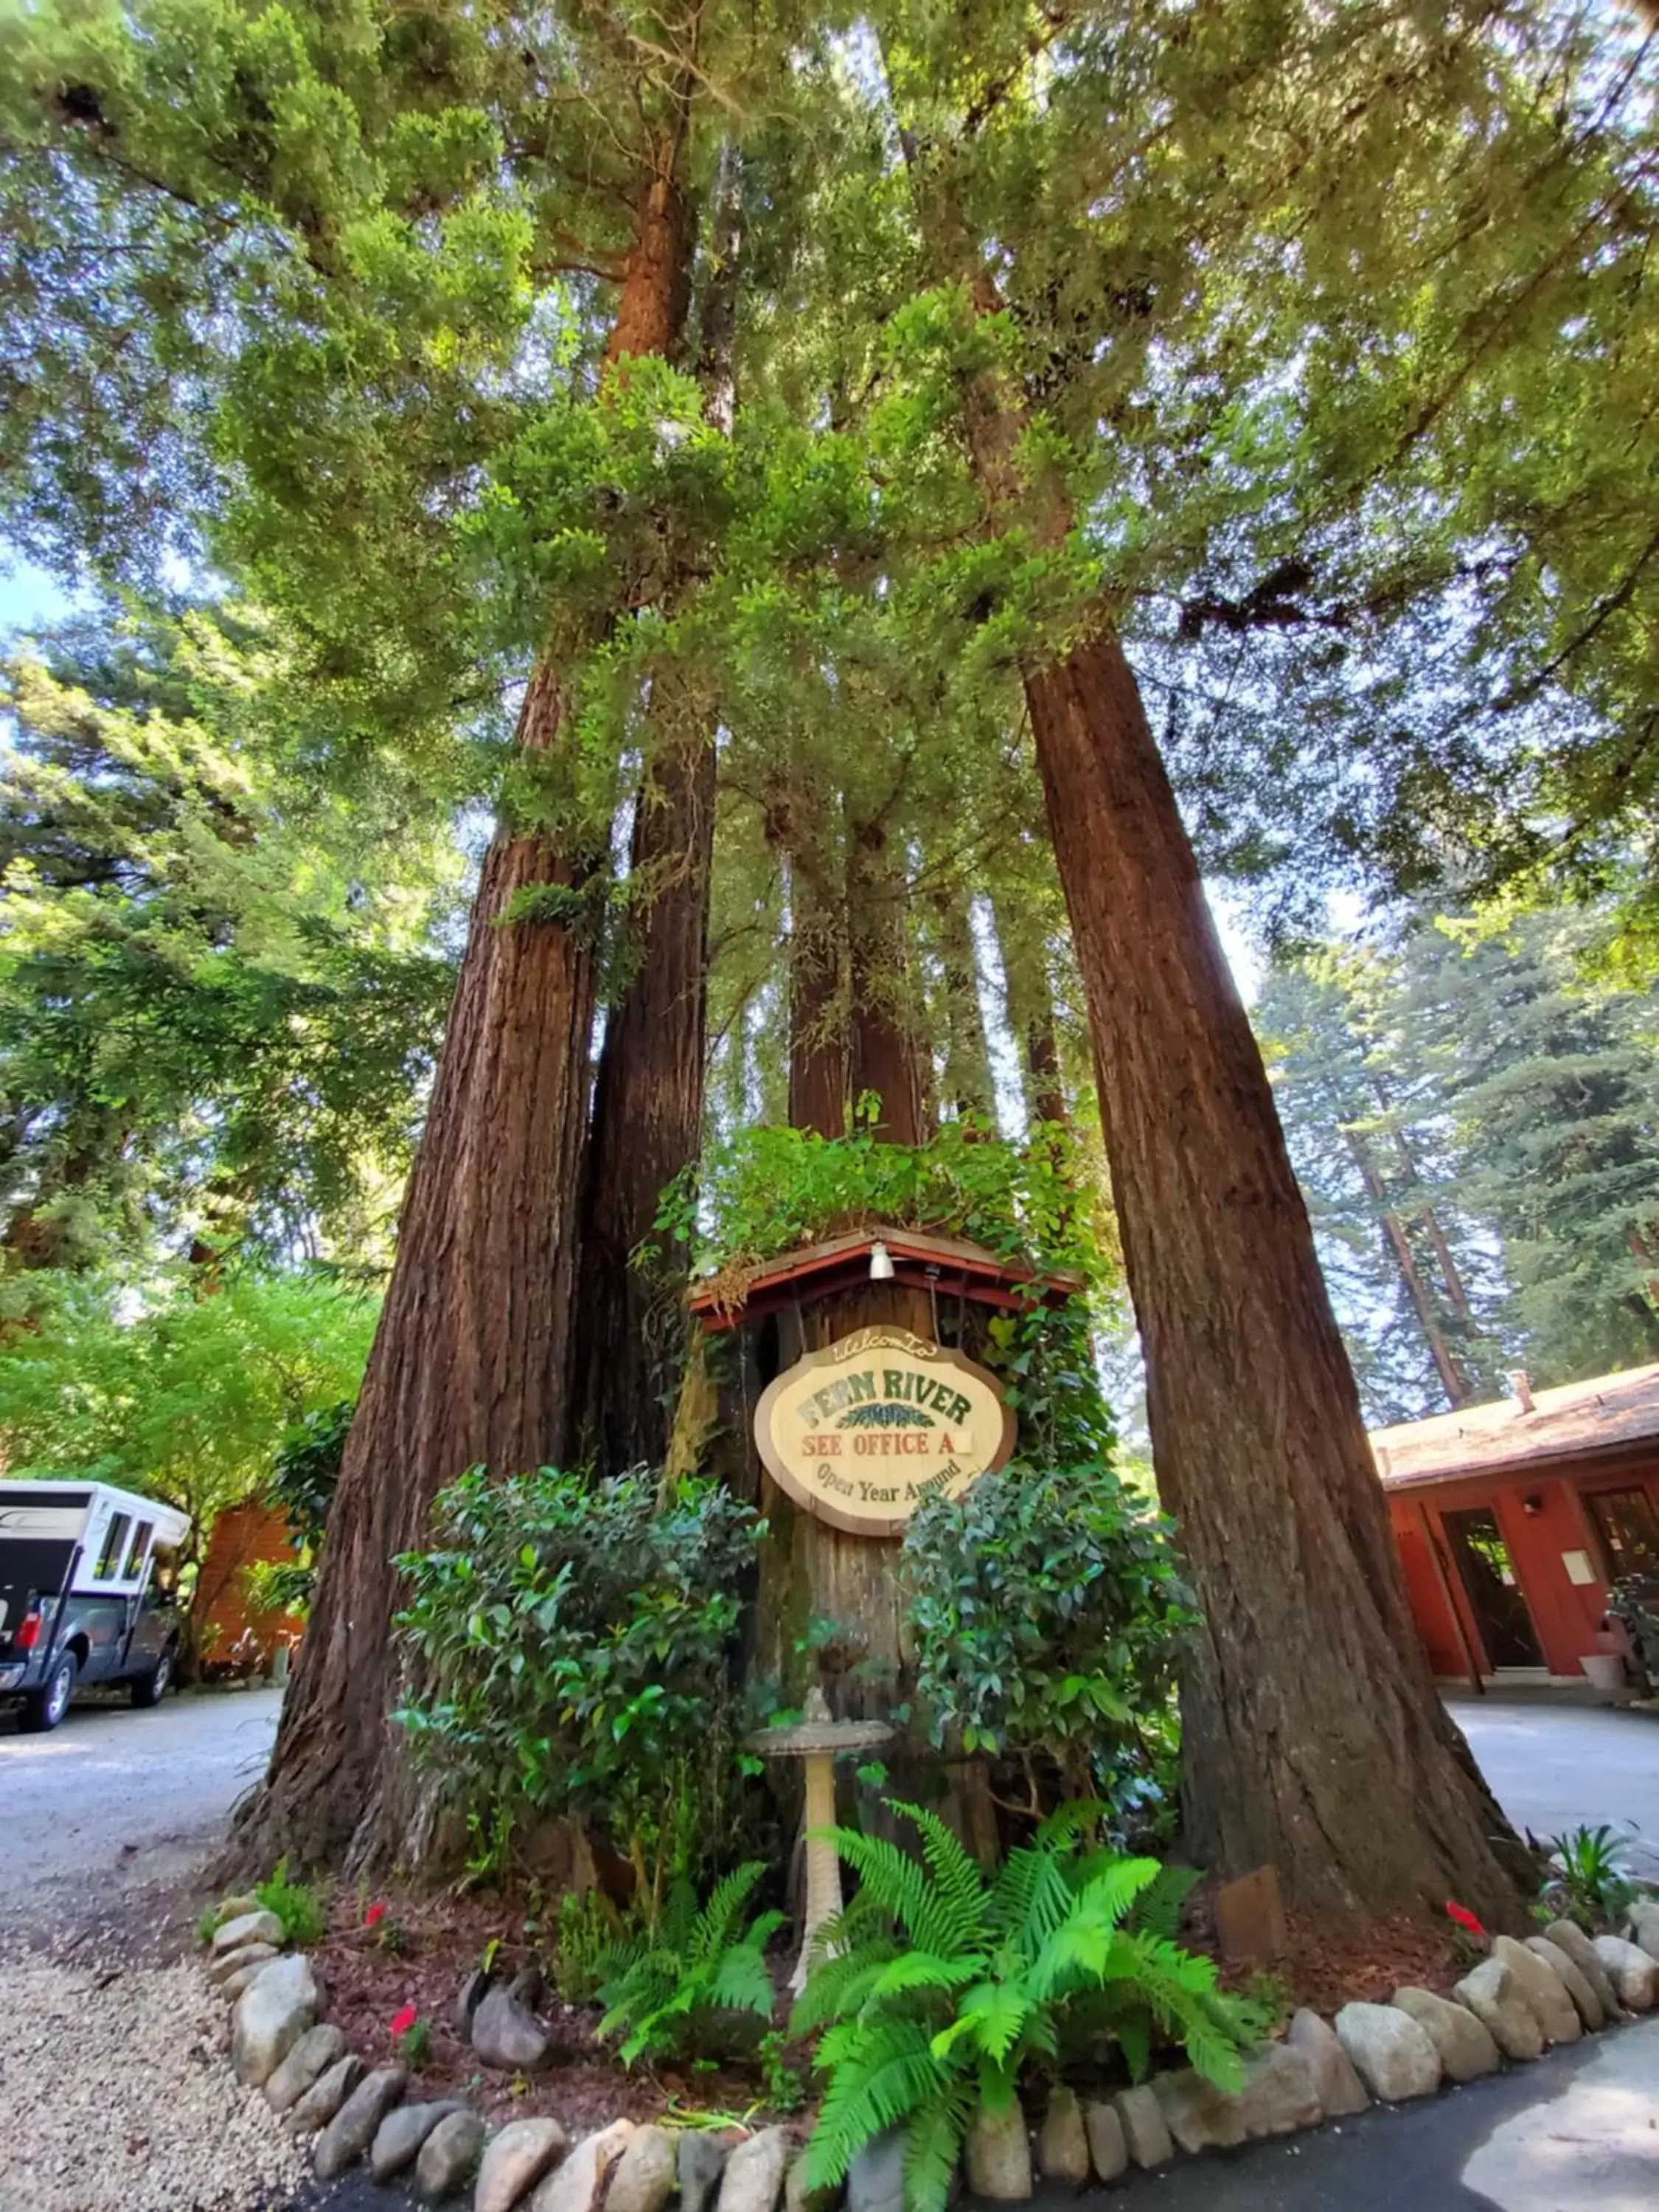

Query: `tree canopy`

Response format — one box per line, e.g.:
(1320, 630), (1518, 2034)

(1, 0), (1654, 1917)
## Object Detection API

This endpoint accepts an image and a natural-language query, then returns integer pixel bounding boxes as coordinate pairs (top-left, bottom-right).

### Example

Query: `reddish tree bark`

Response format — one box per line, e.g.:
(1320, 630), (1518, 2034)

(572, 150), (736, 1471)
(896, 121), (1528, 1916)
(234, 139), (696, 1872)
(847, 814), (928, 1144)
(572, 730), (715, 1471)
(234, 666), (599, 1866)
(770, 782), (850, 1140)
(1023, 633), (1527, 1919)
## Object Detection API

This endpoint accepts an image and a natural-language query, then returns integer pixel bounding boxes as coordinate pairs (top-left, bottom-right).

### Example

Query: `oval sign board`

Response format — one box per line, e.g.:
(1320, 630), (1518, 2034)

(754, 1326), (1015, 1539)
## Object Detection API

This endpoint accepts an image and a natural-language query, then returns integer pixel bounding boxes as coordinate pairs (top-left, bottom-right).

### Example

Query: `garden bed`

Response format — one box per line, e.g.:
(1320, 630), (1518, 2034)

(310, 1886), (809, 2137)
(306, 1871), (1464, 2139)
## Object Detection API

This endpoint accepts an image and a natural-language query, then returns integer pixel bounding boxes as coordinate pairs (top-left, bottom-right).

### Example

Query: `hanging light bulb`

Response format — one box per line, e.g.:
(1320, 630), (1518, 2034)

(869, 1239), (895, 1281)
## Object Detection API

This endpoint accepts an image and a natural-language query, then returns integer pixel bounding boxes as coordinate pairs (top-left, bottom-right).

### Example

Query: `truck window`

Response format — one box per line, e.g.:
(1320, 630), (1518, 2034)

(95, 1512), (132, 1580)
(124, 1520), (155, 1578)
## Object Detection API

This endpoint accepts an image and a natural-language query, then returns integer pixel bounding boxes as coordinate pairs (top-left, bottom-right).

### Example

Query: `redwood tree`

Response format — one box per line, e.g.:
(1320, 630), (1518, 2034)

(251, 154), (701, 1863)
(572, 728), (717, 1471)
(864, 0), (1602, 1916)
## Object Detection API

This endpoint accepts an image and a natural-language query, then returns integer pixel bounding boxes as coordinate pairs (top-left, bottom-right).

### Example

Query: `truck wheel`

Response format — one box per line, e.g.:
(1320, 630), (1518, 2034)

(131, 1649), (175, 1708)
(20, 1652), (77, 1733)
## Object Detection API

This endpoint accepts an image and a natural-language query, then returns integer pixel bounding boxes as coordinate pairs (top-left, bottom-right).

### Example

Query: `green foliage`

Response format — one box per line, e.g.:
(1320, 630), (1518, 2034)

(597, 1863), (784, 2067)
(902, 1467), (1194, 1831)
(658, 1116), (1107, 1289)
(0, 1269), (377, 1552)
(1259, 902), (1659, 1419)
(554, 1891), (632, 2006)
(0, 602), (461, 1276)
(393, 1468), (763, 1900)
(269, 1400), (353, 1548)
(395, 2016), (433, 2067)
(1538, 1826), (1640, 1935)
(253, 1397), (354, 1615)
(757, 2028), (807, 2113)
(793, 1803), (1257, 2212)
(196, 1903), (225, 1944)
(254, 1857), (330, 1949)
(1606, 1577), (1659, 1691)
(241, 1557), (317, 1620)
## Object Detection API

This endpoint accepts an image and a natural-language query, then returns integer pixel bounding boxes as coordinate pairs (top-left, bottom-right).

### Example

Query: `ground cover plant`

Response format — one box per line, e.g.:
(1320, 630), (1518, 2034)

(794, 1802), (1262, 2212)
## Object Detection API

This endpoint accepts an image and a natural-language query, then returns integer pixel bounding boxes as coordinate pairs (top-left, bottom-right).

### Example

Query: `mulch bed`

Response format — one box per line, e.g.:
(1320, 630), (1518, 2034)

(312, 1888), (804, 2138)
(1262, 1910), (1462, 2014)
(1183, 1876), (1464, 2015)
(307, 1871), (1466, 2141)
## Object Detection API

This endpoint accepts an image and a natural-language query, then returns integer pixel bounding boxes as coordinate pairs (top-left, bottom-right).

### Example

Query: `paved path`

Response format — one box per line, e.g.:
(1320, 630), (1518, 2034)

(0, 1684), (282, 1932)
(1449, 1694), (1659, 1879)
(1018, 2019), (1659, 2212)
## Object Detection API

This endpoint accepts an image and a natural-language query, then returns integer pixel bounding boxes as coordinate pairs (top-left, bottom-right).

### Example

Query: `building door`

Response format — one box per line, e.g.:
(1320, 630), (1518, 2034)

(1587, 1488), (1659, 1581)
(1442, 1506), (1544, 1670)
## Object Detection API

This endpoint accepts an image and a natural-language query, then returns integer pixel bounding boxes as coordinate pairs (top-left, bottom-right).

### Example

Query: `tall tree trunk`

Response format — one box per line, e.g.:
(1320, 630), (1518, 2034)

(234, 136), (695, 1874)
(234, 666), (599, 1868)
(771, 783), (849, 1140)
(572, 730), (716, 1472)
(1374, 1087), (1478, 1324)
(897, 118), (1528, 1915)
(1023, 633), (1525, 1918)
(1338, 1121), (1471, 1407)
(847, 814), (928, 1144)
(931, 883), (994, 1119)
(571, 150), (736, 1471)
(991, 893), (1068, 1127)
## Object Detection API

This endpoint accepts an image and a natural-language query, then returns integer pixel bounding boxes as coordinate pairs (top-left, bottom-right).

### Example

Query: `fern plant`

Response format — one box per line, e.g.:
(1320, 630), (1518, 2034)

(792, 1803), (1258, 2212)
(598, 1862), (785, 2065)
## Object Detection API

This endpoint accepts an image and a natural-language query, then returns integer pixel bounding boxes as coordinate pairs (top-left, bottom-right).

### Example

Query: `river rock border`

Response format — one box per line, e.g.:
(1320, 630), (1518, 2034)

(201, 1896), (1659, 2212)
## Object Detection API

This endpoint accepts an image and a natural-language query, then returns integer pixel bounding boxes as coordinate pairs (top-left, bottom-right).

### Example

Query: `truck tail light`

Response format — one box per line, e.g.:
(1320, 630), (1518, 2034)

(15, 1608), (43, 1652)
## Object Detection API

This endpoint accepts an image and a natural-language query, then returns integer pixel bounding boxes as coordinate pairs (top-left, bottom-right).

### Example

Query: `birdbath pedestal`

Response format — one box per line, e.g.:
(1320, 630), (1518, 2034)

(748, 1688), (895, 1995)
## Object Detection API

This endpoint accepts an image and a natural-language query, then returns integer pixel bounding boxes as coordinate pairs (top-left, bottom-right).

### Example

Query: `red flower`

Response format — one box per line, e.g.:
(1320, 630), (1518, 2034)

(364, 1902), (388, 1930)
(390, 2002), (418, 2038)
(1445, 1899), (1487, 1938)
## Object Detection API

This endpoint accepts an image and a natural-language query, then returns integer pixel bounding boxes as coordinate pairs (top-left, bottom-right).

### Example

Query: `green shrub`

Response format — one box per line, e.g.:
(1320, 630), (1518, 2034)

(254, 1857), (330, 1947)
(254, 1397), (355, 1615)
(902, 1464), (1194, 1829)
(394, 1468), (762, 1900)
(793, 1803), (1259, 2212)
(597, 1863), (784, 2065)
(655, 1116), (1102, 1288)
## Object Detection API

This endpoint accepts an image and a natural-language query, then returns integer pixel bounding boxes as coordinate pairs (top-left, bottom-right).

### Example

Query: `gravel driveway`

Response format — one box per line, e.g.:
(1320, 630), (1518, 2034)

(0, 1685), (305, 2211)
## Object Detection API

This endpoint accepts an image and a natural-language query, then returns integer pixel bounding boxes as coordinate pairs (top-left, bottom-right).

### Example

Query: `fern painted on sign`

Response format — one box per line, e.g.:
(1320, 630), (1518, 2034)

(838, 1402), (936, 1430)
(791, 1802), (1259, 2212)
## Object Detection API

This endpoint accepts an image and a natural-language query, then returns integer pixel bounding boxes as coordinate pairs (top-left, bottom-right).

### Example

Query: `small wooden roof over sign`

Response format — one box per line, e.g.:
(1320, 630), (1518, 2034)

(687, 1223), (1085, 1333)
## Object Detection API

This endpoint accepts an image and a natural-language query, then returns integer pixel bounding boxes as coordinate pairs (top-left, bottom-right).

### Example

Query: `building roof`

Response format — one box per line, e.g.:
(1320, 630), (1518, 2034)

(1370, 1363), (1659, 1490)
(686, 1224), (1085, 1331)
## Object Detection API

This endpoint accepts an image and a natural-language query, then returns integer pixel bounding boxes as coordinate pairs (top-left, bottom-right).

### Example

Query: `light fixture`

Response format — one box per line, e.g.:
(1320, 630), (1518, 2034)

(869, 1240), (894, 1281)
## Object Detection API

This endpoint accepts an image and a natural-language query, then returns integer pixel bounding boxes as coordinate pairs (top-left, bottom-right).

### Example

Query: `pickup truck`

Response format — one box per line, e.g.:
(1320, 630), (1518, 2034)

(0, 1481), (189, 1731)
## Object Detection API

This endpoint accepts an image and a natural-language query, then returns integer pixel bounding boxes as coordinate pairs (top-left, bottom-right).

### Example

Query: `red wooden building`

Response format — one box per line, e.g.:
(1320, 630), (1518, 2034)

(1374, 1363), (1659, 1686)
(195, 1498), (304, 1669)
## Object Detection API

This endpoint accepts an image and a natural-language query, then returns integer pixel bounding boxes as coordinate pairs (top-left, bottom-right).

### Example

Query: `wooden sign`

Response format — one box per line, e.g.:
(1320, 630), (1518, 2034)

(754, 1326), (1015, 1538)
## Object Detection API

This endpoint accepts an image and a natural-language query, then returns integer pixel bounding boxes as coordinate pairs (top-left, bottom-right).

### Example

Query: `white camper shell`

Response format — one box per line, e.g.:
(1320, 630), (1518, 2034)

(0, 1481), (189, 1731)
